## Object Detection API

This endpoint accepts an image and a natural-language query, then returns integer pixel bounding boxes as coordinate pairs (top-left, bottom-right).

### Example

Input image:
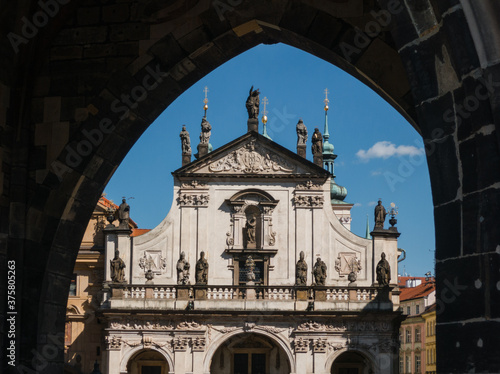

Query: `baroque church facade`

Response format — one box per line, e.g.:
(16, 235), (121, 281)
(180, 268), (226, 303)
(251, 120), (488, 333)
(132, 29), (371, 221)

(93, 89), (403, 374)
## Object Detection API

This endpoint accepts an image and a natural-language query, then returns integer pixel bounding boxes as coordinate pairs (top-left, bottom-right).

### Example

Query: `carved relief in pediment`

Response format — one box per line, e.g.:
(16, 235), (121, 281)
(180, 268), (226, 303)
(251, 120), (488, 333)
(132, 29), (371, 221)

(208, 140), (295, 174)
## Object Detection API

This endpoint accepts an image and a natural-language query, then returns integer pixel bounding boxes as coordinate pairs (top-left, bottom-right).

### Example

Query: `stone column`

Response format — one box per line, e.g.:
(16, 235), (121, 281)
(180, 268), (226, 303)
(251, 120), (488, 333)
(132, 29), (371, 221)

(104, 336), (122, 374)
(312, 338), (327, 373)
(104, 227), (132, 283)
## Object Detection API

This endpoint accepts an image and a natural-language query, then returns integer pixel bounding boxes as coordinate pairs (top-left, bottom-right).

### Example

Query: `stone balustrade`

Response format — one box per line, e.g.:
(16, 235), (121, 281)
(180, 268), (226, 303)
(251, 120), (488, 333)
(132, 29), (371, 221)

(109, 284), (389, 307)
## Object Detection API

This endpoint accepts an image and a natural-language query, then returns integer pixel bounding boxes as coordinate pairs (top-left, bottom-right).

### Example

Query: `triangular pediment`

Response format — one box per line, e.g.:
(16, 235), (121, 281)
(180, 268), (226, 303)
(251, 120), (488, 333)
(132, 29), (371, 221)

(173, 132), (330, 178)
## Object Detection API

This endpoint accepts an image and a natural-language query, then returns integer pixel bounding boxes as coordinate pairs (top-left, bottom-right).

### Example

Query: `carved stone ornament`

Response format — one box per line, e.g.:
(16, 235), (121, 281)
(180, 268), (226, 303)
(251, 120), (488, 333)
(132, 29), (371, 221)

(208, 140), (295, 174)
(335, 253), (362, 278)
(226, 231), (234, 247)
(173, 337), (189, 351)
(178, 193), (210, 207)
(181, 180), (208, 189)
(293, 195), (324, 208)
(296, 320), (390, 332)
(176, 321), (204, 330)
(294, 338), (309, 353)
(328, 342), (345, 352)
(313, 338), (328, 353)
(105, 335), (122, 350)
(109, 319), (174, 330)
(296, 180), (322, 190)
(269, 231), (276, 246)
(139, 251), (167, 274)
(192, 337), (206, 352)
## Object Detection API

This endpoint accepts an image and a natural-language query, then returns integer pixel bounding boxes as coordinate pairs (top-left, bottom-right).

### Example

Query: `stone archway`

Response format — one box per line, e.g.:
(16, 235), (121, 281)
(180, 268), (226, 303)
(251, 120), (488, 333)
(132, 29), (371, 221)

(209, 333), (292, 374)
(2, 1), (500, 373)
(330, 351), (373, 374)
(125, 349), (170, 374)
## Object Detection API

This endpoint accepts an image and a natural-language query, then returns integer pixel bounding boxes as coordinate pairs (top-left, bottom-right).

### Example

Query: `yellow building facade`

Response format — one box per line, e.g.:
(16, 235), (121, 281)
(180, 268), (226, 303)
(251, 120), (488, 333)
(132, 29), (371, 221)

(422, 305), (436, 374)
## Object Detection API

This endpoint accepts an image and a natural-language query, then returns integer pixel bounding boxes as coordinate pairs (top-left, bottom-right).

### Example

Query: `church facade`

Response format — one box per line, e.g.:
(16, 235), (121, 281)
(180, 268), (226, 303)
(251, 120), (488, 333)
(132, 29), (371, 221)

(98, 91), (403, 374)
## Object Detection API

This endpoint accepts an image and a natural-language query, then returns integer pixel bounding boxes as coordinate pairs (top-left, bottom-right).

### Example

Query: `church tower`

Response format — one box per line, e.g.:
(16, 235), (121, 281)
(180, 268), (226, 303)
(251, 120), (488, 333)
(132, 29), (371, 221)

(322, 89), (353, 229)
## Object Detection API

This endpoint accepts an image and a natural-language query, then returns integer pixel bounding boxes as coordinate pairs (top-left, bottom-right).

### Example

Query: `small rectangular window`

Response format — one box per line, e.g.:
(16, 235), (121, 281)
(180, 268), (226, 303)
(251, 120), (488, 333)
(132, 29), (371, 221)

(407, 306), (411, 315)
(415, 327), (421, 342)
(406, 329), (412, 343)
(415, 355), (421, 372)
(416, 304), (420, 314)
(69, 273), (77, 296)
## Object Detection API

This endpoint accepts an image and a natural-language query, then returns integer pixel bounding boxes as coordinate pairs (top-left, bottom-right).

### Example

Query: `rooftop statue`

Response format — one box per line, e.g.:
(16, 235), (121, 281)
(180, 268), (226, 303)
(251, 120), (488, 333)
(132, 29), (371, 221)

(199, 117), (211, 145)
(245, 86), (260, 119)
(311, 128), (323, 156)
(117, 198), (130, 228)
(296, 119), (308, 145)
(180, 125), (191, 154)
(374, 199), (387, 229)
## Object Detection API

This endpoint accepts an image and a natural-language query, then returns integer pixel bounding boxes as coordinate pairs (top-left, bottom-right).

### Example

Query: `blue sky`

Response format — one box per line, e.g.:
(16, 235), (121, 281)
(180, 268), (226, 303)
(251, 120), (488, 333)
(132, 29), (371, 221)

(104, 43), (435, 277)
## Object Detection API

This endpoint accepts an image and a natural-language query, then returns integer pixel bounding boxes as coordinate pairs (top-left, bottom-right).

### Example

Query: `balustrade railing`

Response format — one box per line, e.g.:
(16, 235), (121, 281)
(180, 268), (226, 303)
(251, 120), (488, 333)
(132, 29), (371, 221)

(114, 284), (383, 302)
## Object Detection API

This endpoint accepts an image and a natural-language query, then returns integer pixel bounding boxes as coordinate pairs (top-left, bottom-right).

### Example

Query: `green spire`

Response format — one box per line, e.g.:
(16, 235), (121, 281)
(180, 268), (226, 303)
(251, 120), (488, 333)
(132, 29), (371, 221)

(365, 215), (372, 239)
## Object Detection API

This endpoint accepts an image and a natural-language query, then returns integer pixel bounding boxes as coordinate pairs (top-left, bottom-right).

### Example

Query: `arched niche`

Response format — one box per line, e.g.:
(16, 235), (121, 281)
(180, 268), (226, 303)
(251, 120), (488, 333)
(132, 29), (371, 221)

(224, 189), (279, 286)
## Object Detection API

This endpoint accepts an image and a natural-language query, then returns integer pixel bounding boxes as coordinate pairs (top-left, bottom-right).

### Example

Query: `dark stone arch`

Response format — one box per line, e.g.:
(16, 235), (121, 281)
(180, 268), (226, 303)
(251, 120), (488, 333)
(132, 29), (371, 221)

(1, 1), (499, 373)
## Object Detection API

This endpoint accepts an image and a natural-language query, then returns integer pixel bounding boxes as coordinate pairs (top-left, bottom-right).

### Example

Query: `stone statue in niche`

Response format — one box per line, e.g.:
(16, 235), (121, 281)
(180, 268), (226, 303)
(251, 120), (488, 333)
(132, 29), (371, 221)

(374, 199), (387, 229)
(110, 250), (126, 283)
(311, 128), (323, 156)
(296, 251), (308, 286)
(117, 199), (130, 228)
(199, 117), (211, 145)
(245, 255), (256, 283)
(176, 251), (190, 285)
(313, 257), (327, 286)
(195, 251), (209, 285)
(296, 119), (308, 145)
(245, 86), (260, 119)
(180, 125), (191, 154)
(245, 212), (257, 248)
(376, 252), (391, 286)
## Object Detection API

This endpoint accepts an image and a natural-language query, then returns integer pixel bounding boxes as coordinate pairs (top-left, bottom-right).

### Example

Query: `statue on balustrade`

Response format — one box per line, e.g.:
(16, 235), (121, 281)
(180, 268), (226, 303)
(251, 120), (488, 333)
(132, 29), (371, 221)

(376, 252), (391, 286)
(180, 125), (191, 154)
(195, 251), (209, 285)
(296, 251), (308, 286)
(177, 251), (191, 285)
(110, 250), (126, 283)
(117, 198), (130, 228)
(313, 257), (327, 286)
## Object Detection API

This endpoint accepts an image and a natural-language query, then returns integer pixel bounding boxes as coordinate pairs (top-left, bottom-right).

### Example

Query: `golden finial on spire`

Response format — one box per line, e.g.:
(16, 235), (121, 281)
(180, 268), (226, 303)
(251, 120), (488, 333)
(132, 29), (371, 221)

(261, 96), (269, 124)
(203, 86), (209, 114)
(324, 88), (329, 111)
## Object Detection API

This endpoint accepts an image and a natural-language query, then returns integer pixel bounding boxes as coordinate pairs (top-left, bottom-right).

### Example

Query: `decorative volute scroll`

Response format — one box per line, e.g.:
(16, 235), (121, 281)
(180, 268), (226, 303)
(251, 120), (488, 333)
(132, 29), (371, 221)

(209, 139), (295, 174)
(224, 189), (279, 251)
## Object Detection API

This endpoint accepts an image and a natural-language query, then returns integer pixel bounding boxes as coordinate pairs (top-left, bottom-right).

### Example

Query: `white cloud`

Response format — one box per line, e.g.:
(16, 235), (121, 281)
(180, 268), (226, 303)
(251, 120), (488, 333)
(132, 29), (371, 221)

(371, 170), (382, 176)
(356, 141), (424, 161)
(353, 203), (362, 207)
(368, 201), (377, 206)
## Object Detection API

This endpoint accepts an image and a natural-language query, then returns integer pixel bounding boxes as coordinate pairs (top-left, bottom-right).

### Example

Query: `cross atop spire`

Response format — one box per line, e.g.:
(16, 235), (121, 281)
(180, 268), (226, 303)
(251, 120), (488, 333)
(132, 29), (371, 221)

(261, 97), (271, 140)
(324, 88), (329, 111)
(203, 86), (209, 115)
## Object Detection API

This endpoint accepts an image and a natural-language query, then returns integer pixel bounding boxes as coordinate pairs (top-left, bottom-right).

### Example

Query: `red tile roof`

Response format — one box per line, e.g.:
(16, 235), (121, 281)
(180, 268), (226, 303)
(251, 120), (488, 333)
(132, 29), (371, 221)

(131, 229), (151, 237)
(400, 281), (435, 302)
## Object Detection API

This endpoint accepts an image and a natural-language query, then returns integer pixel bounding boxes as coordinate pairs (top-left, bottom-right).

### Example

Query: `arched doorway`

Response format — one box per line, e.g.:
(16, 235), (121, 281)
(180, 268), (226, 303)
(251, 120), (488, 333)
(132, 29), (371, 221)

(210, 333), (290, 374)
(331, 351), (372, 374)
(127, 350), (169, 374)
